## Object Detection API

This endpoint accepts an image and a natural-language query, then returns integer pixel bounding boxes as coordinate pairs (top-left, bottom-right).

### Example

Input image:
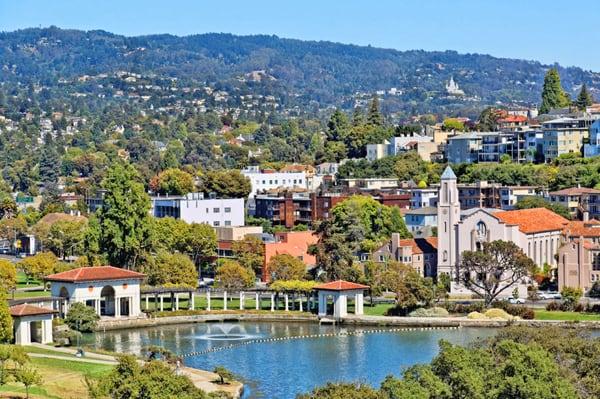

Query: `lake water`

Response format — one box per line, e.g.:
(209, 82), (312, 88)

(84, 322), (496, 399)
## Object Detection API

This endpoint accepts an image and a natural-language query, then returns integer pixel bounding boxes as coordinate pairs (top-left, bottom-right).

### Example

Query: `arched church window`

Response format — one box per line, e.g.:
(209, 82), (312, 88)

(476, 221), (487, 236)
(443, 250), (448, 262)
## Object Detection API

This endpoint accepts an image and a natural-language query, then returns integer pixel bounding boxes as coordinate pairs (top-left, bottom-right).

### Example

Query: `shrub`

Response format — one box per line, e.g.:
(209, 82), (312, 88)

(484, 308), (514, 320)
(442, 302), (484, 314)
(545, 301), (561, 311)
(408, 307), (449, 318)
(589, 281), (600, 298)
(467, 311), (487, 319)
(573, 302), (585, 312)
(586, 303), (600, 313)
(65, 302), (100, 332)
(491, 301), (534, 319)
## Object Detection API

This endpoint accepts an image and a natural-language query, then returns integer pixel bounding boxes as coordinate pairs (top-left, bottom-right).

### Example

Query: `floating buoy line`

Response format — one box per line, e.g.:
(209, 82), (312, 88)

(181, 325), (461, 357)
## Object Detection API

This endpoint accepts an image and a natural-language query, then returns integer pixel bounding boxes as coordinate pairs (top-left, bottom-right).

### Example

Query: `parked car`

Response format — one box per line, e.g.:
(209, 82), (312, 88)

(508, 297), (526, 304)
(539, 291), (561, 300)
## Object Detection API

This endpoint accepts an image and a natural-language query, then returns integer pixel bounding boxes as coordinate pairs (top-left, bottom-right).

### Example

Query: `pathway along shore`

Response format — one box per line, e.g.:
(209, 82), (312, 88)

(96, 311), (600, 331)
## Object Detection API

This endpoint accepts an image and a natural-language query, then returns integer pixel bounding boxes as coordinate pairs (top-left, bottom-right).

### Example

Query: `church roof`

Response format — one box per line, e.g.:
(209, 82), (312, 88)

(314, 280), (369, 291)
(440, 166), (456, 180)
(564, 219), (600, 237)
(494, 208), (569, 234)
(45, 266), (145, 282)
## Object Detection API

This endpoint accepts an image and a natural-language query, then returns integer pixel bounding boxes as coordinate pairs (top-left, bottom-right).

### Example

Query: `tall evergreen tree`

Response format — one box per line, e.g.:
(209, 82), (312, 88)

(576, 83), (593, 110)
(367, 95), (383, 126)
(97, 161), (152, 269)
(539, 68), (571, 114)
(351, 107), (365, 127)
(326, 109), (350, 141)
(39, 133), (60, 185)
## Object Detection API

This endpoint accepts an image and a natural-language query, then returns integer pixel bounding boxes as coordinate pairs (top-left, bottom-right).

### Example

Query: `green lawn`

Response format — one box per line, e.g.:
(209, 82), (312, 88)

(11, 289), (51, 299)
(363, 303), (395, 316)
(142, 295), (312, 312)
(16, 270), (42, 288)
(534, 310), (600, 321)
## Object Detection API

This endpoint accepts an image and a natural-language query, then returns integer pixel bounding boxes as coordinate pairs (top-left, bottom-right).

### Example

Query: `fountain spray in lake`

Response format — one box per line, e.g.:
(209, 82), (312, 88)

(197, 323), (258, 341)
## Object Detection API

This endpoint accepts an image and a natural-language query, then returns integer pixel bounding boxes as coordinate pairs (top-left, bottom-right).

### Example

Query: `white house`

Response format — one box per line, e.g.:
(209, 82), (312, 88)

(46, 266), (145, 318)
(151, 192), (244, 227)
(410, 188), (438, 208)
(366, 134), (432, 161)
(437, 166), (568, 297)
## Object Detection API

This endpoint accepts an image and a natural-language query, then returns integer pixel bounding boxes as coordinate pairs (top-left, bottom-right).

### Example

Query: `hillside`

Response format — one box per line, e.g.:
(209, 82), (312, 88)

(1, 27), (599, 116)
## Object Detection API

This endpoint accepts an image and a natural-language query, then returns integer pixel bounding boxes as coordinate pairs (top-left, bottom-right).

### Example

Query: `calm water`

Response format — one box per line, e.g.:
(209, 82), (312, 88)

(84, 322), (496, 399)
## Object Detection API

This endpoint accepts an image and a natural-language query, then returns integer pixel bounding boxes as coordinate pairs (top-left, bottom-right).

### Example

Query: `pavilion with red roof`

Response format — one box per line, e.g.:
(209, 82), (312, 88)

(45, 266), (145, 318)
(314, 280), (369, 319)
(10, 304), (56, 345)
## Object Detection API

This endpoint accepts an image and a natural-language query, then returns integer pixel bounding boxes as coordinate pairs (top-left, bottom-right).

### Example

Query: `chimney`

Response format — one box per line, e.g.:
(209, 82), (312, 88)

(583, 210), (590, 222)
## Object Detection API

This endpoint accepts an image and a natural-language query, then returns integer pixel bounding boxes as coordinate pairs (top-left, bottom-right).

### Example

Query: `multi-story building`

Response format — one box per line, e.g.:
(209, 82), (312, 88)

(151, 192), (244, 227)
(254, 191), (312, 228)
(499, 186), (540, 210)
(242, 166), (307, 197)
(310, 191), (410, 222)
(216, 226), (264, 258)
(584, 119), (600, 158)
(410, 188), (438, 209)
(366, 133), (432, 161)
(371, 233), (438, 277)
(542, 117), (593, 162)
(548, 187), (600, 220)
(446, 133), (483, 164)
(478, 131), (526, 163)
(339, 178), (400, 190)
(557, 239), (600, 292)
(404, 207), (437, 237)
(525, 130), (544, 162)
(456, 181), (501, 209)
(262, 231), (318, 282)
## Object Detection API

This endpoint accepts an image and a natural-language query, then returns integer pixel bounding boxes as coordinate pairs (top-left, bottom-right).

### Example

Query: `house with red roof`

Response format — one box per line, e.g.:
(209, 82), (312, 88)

(371, 233), (438, 277)
(45, 266), (145, 318)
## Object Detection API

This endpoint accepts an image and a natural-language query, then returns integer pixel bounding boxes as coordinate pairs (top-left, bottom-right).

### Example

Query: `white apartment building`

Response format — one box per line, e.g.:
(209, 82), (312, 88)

(410, 188), (438, 208)
(151, 192), (244, 227)
(241, 166), (307, 197)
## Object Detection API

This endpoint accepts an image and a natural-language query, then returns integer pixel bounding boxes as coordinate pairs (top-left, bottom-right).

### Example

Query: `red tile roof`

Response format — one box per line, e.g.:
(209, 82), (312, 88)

(564, 220), (600, 238)
(45, 266), (145, 282)
(10, 304), (57, 317)
(498, 115), (527, 123)
(398, 237), (438, 254)
(314, 280), (369, 291)
(494, 208), (569, 234)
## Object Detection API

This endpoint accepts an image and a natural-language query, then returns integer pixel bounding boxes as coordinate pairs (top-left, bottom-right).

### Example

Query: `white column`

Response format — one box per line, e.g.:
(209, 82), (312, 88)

(115, 297), (121, 317)
(299, 294), (303, 312)
(239, 292), (244, 310)
(284, 294), (289, 311)
(206, 291), (211, 311)
(175, 294), (180, 311)
(159, 295), (164, 312)
(44, 319), (53, 343)
(255, 293), (260, 310)
(334, 293), (347, 318)
(355, 292), (364, 315)
(145, 296), (149, 311)
(189, 292), (195, 310)
(223, 291), (228, 311)
(318, 291), (326, 316)
(270, 293), (275, 312)
(95, 299), (101, 316)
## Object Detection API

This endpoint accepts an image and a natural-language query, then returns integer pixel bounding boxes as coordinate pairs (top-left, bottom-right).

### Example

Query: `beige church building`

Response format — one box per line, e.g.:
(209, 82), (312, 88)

(437, 166), (569, 296)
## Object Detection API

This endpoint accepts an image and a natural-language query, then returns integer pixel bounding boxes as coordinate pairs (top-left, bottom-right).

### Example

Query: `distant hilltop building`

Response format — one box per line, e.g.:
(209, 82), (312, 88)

(446, 76), (465, 96)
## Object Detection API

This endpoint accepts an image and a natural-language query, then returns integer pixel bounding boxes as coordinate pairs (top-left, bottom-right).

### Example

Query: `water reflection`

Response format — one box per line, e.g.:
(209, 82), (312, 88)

(83, 322), (496, 399)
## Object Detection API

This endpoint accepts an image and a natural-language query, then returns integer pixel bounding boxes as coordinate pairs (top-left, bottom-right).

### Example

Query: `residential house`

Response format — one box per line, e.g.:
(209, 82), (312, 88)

(446, 133), (484, 164)
(548, 187), (600, 220)
(371, 233), (438, 277)
(404, 207), (437, 237)
(542, 117), (594, 162)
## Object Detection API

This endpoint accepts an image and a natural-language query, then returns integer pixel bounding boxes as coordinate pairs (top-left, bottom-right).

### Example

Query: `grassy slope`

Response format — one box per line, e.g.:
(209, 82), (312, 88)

(534, 310), (600, 321)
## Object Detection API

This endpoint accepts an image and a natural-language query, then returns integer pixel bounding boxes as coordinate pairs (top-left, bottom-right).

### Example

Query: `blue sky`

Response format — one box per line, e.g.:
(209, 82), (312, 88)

(2, 0), (600, 71)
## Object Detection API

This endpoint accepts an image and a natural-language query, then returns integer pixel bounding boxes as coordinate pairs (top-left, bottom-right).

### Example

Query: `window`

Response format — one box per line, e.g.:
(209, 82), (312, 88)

(476, 221), (487, 236)
(443, 251), (448, 262)
(206, 208), (209, 213)
(225, 220), (231, 226)
(213, 221), (220, 227)
(213, 207), (220, 213)
(224, 207), (231, 213)
(379, 255), (385, 262)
